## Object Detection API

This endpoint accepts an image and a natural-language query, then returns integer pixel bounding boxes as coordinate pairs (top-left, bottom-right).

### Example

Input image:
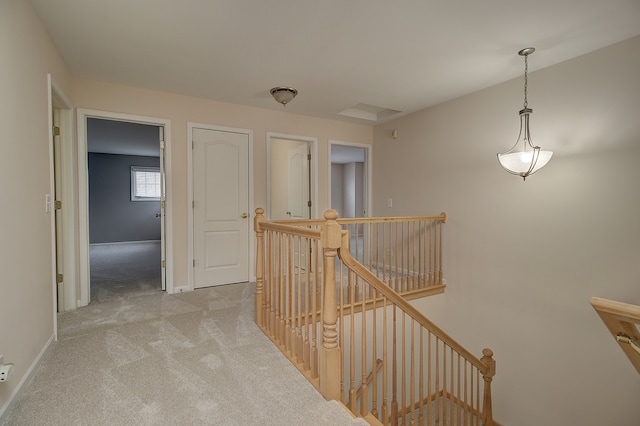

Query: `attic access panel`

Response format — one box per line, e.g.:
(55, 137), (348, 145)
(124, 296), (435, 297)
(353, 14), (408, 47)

(591, 297), (640, 375)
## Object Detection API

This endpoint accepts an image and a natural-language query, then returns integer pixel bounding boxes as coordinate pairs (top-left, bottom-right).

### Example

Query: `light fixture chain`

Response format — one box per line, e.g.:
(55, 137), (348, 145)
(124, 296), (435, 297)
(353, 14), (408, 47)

(523, 53), (528, 108)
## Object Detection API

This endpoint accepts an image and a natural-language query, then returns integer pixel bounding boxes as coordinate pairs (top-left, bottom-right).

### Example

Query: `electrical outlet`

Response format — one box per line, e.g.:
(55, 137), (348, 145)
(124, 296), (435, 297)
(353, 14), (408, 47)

(0, 364), (14, 382)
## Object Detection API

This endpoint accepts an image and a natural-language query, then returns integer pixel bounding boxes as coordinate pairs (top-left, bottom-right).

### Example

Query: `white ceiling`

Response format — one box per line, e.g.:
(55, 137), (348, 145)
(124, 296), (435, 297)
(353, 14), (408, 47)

(31, 0), (640, 125)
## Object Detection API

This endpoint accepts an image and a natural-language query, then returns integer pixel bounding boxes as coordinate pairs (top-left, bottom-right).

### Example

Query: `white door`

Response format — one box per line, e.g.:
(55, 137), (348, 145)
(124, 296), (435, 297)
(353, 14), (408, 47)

(192, 128), (250, 288)
(159, 127), (166, 291)
(287, 143), (310, 220)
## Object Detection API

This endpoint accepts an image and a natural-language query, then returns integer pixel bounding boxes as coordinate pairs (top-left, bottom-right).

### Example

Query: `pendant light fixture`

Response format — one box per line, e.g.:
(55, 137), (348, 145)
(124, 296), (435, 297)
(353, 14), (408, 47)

(497, 48), (552, 180)
(270, 87), (298, 107)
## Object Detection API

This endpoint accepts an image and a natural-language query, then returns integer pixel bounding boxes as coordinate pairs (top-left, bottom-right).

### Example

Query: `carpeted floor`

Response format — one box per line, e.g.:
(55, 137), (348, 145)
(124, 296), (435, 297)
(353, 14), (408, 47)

(4, 242), (365, 425)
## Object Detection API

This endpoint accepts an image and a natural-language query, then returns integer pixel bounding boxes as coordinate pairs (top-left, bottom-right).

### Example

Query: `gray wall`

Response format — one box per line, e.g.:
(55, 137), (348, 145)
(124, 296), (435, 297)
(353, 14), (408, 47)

(88, 153), (161, 243)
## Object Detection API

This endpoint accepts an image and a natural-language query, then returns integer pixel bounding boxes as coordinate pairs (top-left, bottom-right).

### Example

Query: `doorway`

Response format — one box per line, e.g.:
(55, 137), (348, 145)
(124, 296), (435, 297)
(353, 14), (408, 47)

(87, 118), (164, 302)
(329, 141), (371, 219)
(77, 109), (173, 306)
(329, 141), (371, 262)
(267, 133), (318, 220)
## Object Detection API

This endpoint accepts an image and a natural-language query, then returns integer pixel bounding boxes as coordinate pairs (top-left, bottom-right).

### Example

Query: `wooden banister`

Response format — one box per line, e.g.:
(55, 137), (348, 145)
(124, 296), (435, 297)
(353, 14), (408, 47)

(319, 209), (342, 401)
(253, 208), (495, 424)
(254, 208), (265, 327)
(591, 297), (640, 375)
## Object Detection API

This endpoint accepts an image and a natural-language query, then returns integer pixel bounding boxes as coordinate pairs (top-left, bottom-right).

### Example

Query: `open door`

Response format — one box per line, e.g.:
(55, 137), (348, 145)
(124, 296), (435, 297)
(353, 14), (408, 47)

(267, 134), (317, 221)
(159, 126), (166, 291)
(287, 143), (310, 220)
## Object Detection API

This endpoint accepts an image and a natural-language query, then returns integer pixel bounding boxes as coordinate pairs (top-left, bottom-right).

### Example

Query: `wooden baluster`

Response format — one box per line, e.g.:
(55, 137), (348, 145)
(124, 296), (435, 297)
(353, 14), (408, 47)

(296, 236), (304, 364)
(391, 304), (399, 426)
(361, 280), (368, 418)
(371, 288), (379, 419)
(264, 230), (272, 334)
(409, 318), (416, 426)
(401, 312), (406, 425)
(400, 221), (404, 293)
(276, 232), (283, 342)
(311, 238), (319, 379)
(394, 222), (399, 292)
(254, 208), (265, 327)
(427, 331), (432, 426)
(279, 233), (285, 345)
(449, 347), (454, 424)
(303, 238), (311, 372)
(319, 209), (341, 401)
(418, 327), (424, 425)
(435, 339), (440, 425)
(268, 231), (274, 335)
(286, 234), (293, 355)
(381, 297), (389, 424)
(349, 268), (356, 412)
(339, 245), (345, 403)
(439, 213), (446, 285)
(481, 348), (495, 426)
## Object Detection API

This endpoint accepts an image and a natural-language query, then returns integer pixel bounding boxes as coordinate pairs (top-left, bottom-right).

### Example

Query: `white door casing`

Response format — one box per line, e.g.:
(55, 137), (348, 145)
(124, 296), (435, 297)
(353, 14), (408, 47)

(192, 127), (250, 288)
(76, 109), (173, 303)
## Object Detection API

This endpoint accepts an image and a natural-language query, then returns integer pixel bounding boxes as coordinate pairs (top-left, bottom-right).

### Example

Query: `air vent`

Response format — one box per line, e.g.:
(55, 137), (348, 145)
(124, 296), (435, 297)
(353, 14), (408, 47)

(338, 103), (402, 122)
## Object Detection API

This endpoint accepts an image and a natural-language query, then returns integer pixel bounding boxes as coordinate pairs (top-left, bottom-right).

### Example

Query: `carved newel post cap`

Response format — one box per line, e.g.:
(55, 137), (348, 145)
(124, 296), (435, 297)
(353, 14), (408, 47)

(324, 209), (339, 221)
(482, 348), (494, 358)
(255, 207), (264, 215)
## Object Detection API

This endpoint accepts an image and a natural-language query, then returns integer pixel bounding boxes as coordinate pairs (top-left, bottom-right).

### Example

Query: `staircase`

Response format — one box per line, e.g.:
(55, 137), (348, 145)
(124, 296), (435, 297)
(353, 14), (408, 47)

(253, 208), (496, 425)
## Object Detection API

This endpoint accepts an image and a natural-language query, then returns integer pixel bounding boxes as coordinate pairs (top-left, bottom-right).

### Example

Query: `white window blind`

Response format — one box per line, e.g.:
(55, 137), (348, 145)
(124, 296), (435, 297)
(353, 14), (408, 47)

(131, 166), (161, 201)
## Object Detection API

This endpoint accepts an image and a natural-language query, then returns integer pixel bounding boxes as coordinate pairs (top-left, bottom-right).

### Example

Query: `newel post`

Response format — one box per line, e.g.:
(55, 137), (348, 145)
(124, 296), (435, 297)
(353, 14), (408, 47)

(319, 209), (342, 401)
(254, 208), (265, 327)
(481, 348), (496, 426)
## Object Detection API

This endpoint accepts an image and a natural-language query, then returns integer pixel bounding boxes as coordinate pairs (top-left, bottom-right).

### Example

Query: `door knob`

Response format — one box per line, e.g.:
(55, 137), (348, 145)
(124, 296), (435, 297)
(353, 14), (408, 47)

(241, 213), (249, 219)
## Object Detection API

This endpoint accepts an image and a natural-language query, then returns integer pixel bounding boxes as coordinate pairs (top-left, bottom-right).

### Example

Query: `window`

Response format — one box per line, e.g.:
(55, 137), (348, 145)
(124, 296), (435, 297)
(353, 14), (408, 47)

(131, 166), (161, 201)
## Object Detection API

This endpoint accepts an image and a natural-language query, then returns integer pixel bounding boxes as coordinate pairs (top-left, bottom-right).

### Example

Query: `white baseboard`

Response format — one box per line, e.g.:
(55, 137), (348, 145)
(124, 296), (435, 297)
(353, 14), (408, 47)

(172, 285), (191, 294)
(0, 334), (55, 424)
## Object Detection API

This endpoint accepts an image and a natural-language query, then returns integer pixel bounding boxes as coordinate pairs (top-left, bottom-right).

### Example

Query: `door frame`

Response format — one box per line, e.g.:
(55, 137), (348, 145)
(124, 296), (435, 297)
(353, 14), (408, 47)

(266, 132), (318, 220)
(77, 108), (174, 303)
(47, 75), (73, 329)
(328, 140), (372, 218)
(187, 123), (254, 291)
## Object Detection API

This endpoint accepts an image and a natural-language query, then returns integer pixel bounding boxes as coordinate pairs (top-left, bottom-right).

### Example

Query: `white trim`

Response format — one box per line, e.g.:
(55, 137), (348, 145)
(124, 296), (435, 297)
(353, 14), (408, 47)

(187, 122), (255, 289)
(266, 132), (319, 219)
(76, 109), (174, 301)
(0, 334), (55, 423)
(47, 74), (74, 324)
(328, 140), (373, 218)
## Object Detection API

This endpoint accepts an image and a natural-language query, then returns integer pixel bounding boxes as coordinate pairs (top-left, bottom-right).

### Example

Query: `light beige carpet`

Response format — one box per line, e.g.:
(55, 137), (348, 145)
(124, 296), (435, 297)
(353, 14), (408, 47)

(4, 245), (365, 425)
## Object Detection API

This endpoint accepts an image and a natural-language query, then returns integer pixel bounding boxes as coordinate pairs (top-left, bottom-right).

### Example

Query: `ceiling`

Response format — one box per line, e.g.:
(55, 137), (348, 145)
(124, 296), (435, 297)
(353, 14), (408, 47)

(87, 118), (161, 157)
(31, 0), (640, 125)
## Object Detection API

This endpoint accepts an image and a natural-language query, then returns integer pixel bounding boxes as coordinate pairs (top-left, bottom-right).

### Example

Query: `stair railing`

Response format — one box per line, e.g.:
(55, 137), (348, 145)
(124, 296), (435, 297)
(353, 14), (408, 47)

(254, 208), (495, 425)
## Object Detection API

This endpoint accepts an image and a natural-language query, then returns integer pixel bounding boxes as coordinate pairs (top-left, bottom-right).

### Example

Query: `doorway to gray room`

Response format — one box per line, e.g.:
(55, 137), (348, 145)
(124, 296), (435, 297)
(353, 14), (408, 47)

(87, 118), (164, 303)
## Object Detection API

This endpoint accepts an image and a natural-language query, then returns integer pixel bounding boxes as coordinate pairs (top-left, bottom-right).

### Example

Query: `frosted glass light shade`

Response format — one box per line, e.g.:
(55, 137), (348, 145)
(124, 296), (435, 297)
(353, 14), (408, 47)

(498, 149), (553, 176)
(270, 87), (298, 106)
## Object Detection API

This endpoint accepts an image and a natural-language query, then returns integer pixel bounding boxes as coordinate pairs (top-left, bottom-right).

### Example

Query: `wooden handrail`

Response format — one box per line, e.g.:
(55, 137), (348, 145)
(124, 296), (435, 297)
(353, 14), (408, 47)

(253, 207), (495, 424)
(338, 230), (489, 373)
(591, 297), (640, 375)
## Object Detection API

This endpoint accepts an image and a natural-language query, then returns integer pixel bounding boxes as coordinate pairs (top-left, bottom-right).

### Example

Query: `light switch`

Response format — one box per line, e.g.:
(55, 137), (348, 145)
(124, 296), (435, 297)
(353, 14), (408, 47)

(45, 194), (51, 213)
(387, 198), (393, 208)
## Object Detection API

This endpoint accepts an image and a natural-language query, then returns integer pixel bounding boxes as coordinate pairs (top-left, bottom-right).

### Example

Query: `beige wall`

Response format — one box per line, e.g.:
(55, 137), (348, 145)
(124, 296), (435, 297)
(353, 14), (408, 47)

(0, 0), (73, 415)
(373, 36), (640, 425)
(73, 79), (372, 288)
